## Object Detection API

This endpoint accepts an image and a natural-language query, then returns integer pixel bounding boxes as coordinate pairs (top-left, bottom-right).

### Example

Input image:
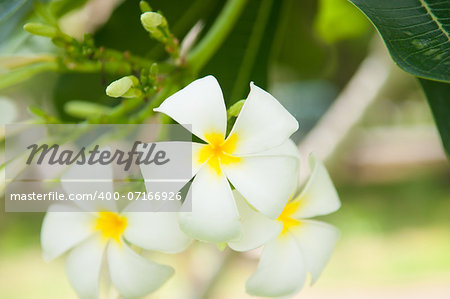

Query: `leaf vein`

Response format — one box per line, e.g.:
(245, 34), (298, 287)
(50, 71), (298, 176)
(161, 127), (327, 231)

(419, 0), (450, 41)
(404, 39), (450, 59)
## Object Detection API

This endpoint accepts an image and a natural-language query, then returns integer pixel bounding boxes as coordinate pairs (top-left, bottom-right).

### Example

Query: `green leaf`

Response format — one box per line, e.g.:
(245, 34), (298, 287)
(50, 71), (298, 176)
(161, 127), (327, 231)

(419, 79), (450, 156)
(349, 0), (450, 82)
(28, 105), (59, 123)
(28, 105), (48, 118)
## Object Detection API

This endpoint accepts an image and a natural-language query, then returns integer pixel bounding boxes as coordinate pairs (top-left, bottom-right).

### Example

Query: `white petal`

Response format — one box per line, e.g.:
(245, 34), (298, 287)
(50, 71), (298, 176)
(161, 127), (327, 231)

(154, 76), (227, 141)
(61, 153), (116, 213)
(65, 236), (106, 299)
(292, 153), (340, 219)
(123, 202), (192, 254)
(41, 204), (95, 262)
(228, 191), (282, 252)
(138, 142), (196, 180)
(178, 166), (240, 243)
(138, 142), (201, 203)
(107, 241), (174, 298)
(290, 220), (339, 283)
(229, 83), (299, 155)
(246, 235), (306, 297)
(222, 155), (298, 219)
(251, 139), (300, 159)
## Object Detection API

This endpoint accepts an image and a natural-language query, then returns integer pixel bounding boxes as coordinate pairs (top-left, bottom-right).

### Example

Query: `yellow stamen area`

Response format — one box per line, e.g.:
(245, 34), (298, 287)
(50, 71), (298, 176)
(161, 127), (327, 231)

(94, 212), (127, 243)
(277, 200), (302, 234)
(198, 132), (241, 175)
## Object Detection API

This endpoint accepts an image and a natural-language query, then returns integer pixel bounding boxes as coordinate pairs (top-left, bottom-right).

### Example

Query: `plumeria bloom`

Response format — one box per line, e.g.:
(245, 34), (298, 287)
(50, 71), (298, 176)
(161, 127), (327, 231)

(150, 75), (299, 243)
(41, 162), (191, 299)
(228, 153), (341, 297)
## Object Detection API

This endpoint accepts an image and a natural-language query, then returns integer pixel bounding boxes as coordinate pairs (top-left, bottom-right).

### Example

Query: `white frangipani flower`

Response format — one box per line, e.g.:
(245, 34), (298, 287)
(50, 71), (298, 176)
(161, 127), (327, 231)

(151, 75), (299, 243)
(41, 162), (191, 299)
(228, 153), (341, 297)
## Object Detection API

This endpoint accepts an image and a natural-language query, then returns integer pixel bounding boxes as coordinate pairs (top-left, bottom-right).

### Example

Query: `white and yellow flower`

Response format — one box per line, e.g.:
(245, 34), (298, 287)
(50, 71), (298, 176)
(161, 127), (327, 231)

(228, 153), (341, 297)
(150, 75), (299, 243)
(41, 162), (191, 299)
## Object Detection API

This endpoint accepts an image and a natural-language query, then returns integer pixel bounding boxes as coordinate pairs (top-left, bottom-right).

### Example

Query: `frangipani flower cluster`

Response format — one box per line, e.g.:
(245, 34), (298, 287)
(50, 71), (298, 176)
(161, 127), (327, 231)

(41, 75), (340, 298)
(41, 162), (191, 299)
(229, 153), (340, 297)
(151, 75), (300, 243)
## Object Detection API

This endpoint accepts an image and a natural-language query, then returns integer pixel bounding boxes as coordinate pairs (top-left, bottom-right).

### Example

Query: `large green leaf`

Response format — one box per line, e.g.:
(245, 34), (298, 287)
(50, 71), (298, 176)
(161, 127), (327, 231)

(419, 79), (450, 156)
(349, 0), (450, 82)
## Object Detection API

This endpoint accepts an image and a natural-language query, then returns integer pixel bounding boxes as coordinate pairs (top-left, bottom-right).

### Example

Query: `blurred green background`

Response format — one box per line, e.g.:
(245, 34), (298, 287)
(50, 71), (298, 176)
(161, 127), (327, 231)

(1, 0), (449, 298)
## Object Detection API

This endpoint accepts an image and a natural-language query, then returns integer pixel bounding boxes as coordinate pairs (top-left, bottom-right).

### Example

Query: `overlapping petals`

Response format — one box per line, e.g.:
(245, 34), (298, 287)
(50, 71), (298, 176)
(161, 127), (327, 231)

(41, 162), (191, 298)
(246, 236), (306, 297)
(178, 166), (241, 243)
(150, 75), (299, 243)
(228, 191), (282, 252)
(229, 153), (340, 297)
(291, 154), (341, 219)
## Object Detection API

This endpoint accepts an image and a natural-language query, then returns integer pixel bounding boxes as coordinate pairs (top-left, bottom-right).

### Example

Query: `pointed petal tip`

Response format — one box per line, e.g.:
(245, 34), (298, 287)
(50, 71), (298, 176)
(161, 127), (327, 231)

(42, 252), (53, 263)
(203, 74), (217, 80)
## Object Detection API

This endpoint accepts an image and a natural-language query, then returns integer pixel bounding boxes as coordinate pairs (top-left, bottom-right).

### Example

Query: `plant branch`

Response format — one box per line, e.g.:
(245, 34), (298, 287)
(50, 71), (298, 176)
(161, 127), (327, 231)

(230, 0), (274, 100)
(187, 0), (249, 71)
(197, 250), (237, 299)
(0, 61), (59, 90)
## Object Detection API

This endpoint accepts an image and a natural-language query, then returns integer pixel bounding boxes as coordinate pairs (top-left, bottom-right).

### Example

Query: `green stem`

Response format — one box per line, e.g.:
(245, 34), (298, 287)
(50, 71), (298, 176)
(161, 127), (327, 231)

(87, 97), (143, 124)
(230, 0), (274, 100)
(187, 0), (249, 71)
(198, 250), (236, 299)
(129, 85), (174, 123)
(0, 61), (59, 90)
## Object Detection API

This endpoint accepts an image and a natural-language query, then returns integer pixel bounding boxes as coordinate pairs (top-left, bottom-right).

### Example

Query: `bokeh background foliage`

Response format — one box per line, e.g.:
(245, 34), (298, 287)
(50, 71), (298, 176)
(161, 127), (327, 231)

(0, 0), (449, 298)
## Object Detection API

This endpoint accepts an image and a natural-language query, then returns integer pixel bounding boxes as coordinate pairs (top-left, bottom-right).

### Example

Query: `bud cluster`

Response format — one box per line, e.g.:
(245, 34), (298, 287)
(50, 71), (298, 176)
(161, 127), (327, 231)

(139, 1), (180, 60)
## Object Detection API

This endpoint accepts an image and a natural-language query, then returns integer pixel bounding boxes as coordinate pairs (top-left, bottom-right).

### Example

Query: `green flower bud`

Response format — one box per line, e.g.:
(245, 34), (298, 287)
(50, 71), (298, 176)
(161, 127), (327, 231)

(150, 63), (159, 75)
(216, 242), (227, 251)
(106, 76), (141, 98)
(23, 23), (58, 38)
(65, 101), (111, 118)
(141, 12), (163, 33)
(139, 1), (152, 13)
(227, 99), (246, 120)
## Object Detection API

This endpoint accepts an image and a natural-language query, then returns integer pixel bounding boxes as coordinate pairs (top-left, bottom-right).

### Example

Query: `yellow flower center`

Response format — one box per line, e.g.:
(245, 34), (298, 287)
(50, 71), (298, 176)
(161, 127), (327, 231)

(277, 200), (302, 235)
(198, 132), (241, 175)
(95, 212), (127, 243)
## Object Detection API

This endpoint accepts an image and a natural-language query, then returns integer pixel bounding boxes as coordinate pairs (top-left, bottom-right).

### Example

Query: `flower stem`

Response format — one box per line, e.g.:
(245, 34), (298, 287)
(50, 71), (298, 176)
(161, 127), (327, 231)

(197, 250), (237, 299)
(186, 0), (249, 71)
(128, 84), (174, 123)
(230, 0), (274, 100)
